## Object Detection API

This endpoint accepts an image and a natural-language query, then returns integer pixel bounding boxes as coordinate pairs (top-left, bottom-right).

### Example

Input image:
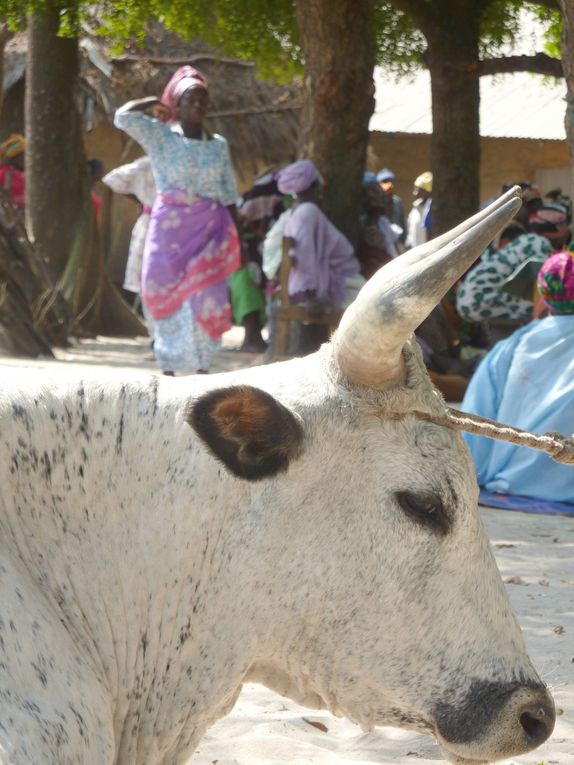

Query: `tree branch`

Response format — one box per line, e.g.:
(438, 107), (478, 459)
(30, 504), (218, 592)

(111, 53), (254, 68)
(478, 52), (563, 77)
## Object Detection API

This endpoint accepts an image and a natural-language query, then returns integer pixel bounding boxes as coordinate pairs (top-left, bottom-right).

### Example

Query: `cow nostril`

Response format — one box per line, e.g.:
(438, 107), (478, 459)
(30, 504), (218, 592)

(519, 705), (554, 745)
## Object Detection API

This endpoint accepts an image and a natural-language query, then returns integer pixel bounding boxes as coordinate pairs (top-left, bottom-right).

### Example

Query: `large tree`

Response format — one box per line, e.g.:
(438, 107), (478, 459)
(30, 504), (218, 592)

(294, 0), (375, 244)
(557, 0), (574, 176)
(3, 0), (563, 275)
(95, 0), (375, 243)
(103, 0), (561, 236)
(381, 0), (562, 235)
(5, 1), (146, 340)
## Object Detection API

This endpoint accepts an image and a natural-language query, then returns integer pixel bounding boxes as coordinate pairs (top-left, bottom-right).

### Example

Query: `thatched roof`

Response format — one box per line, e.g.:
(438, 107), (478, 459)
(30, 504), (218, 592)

(3, 25), (301, 180)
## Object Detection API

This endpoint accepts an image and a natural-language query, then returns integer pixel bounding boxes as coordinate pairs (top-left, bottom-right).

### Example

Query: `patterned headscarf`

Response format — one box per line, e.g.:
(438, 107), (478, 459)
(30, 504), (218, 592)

(0, 134), (26, 161)
(537, 250), (574, 314)
(161, 66), (209, 118)
(276, 160), (319, 196)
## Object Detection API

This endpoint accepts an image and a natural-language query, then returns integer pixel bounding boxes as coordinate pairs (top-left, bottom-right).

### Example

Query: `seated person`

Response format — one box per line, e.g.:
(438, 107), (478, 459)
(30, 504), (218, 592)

(461, 250), (574, 503)
(277, 160), (362, 311)
(274, 159), (363, 352)
(0, 134), (26, 210)
(456, 205), (570, 324)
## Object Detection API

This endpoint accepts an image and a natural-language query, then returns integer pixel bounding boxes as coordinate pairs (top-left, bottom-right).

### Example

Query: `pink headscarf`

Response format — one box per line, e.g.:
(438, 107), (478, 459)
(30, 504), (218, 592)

(161, 66), (209, 118)
(537, 249), (574, 315)
(276, 160), (319, 196)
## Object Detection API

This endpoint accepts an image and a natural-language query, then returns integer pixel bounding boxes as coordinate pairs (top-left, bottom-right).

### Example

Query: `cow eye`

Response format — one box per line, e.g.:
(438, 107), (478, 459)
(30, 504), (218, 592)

(395, 491), (451, 536)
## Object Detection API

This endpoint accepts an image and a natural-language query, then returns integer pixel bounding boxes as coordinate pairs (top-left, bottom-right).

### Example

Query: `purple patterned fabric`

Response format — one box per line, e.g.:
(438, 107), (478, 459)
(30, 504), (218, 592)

(142, 190), (240, 340)
(283, 202), (359, 306)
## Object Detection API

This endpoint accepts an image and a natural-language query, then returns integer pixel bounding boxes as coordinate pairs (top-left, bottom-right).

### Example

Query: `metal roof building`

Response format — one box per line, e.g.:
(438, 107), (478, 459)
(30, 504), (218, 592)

(368, 67), (572, 207)
(370, 68), (567, 141)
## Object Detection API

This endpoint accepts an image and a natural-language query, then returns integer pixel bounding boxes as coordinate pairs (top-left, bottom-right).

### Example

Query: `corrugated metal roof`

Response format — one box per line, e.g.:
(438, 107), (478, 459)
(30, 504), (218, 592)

(370, 68), (567, 141)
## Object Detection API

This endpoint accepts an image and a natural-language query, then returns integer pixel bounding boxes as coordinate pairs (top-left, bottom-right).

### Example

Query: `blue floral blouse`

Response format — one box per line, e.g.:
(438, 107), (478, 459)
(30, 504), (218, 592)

(114, 106), (238, 206)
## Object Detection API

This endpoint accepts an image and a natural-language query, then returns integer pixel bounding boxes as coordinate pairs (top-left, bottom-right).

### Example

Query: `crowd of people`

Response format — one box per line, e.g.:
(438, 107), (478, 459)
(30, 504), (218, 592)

(2, 63), (572, 508)
(107, 64), (415, 373)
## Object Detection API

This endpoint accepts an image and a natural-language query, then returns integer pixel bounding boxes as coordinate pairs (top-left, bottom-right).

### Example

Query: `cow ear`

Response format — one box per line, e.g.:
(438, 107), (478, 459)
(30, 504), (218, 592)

(185, 385), (304, 481)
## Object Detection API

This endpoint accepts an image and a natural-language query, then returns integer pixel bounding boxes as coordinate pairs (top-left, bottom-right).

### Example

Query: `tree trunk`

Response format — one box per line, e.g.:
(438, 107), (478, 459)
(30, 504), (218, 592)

(25, 6), (145, 338)
(425, 6), (480, 236)
(0, 25), (13, 115)
(25, 5), (89, 285)
(560, 0), (574, 189)
(295, 0), (376, 246)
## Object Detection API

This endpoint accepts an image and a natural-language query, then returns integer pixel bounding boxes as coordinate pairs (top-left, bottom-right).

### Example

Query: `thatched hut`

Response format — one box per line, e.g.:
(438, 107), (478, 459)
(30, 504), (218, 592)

(1, 25), (301, 285)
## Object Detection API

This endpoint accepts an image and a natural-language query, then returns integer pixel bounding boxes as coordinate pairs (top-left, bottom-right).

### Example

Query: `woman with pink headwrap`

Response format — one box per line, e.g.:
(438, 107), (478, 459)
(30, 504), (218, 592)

(114, 66), (240, 374)
(273, 159), (362, 352)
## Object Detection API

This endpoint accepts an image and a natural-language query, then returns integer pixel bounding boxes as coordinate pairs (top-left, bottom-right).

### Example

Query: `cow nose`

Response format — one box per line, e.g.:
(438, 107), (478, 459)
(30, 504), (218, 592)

(435, 682), (555, 763)
(519, 699), (555, 746)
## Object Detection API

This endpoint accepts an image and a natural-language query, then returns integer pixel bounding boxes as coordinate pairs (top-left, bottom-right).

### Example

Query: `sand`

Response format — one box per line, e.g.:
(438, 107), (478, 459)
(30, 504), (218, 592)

(2, 333), (572, 765)
(192, 507), (574, 765)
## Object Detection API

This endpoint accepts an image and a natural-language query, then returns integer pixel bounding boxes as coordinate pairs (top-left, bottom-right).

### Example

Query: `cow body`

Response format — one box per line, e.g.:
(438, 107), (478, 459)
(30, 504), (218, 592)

(0, 189), (556, 763)
(0, 345), (552, 764)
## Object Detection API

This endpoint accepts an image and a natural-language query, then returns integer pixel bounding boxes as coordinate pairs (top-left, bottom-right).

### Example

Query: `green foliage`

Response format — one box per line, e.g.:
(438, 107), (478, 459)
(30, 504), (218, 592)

(99, 0), (301, 80)
(0, 0), (562, 80)
(478, 0), (522, 57)
(374, 4), (426, 76)
(0, 0), (302, 81)
(373, 0), (559, 76)
(530, 3), (562, 59)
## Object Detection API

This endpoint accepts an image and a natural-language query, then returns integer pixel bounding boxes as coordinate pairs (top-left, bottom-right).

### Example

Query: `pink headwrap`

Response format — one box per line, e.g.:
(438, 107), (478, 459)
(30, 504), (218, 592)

(276, 160), (319, 196)
(537, 249), (574, 314)
(161, 66), (209, 117)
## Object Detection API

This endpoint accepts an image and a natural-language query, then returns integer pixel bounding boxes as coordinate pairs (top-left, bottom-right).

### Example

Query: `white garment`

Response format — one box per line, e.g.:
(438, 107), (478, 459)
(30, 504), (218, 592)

(377, 216), (402, 258)
(407, 197), (432, 249)
(102, 156), (157, 293)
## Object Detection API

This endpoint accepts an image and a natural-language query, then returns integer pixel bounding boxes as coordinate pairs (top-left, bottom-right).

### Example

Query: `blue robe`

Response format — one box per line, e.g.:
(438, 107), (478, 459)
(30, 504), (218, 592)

(462, 315), (574, 502)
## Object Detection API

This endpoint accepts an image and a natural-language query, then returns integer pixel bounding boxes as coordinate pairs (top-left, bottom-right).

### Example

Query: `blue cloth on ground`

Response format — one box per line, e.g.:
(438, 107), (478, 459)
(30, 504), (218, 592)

(479, 489), (574, 517)
(462, 315), (574, 504)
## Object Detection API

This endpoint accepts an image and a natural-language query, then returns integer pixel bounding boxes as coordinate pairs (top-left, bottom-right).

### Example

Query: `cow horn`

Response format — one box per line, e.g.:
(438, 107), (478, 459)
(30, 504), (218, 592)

(334, 186), (522, 389)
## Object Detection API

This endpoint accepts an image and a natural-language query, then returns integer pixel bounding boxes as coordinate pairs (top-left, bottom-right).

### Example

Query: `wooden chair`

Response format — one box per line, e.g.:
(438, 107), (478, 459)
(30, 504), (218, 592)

(271, 238), (344, 358)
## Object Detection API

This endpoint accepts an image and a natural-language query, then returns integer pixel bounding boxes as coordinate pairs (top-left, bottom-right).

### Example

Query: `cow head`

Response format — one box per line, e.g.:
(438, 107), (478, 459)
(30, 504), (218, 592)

(187, 187), (554, 764)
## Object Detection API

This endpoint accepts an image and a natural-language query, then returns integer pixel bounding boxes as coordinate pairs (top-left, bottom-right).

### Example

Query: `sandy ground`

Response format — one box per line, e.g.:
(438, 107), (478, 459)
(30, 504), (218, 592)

(1, 332), (573, 765)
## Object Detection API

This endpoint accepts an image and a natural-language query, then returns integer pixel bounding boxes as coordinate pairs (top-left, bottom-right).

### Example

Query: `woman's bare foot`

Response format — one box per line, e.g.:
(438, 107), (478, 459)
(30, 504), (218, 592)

(239, 339), (268, 353)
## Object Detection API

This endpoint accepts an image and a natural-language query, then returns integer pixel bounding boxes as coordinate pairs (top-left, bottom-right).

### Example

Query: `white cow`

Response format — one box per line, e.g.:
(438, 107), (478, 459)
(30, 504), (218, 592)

(0, 187), (555, 764)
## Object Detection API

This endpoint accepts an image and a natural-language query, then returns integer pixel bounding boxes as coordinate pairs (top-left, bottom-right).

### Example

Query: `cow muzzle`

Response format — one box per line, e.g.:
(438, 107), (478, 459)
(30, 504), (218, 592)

(434, 680), (555, 764)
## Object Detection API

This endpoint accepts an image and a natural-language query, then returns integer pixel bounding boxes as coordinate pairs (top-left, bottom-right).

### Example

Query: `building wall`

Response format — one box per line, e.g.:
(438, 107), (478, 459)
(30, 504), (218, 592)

(368, 131), (571, 217)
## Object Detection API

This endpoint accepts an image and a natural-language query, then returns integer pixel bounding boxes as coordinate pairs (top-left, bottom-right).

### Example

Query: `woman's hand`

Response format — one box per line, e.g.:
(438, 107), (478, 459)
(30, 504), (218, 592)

(151, 102), (172, 123)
